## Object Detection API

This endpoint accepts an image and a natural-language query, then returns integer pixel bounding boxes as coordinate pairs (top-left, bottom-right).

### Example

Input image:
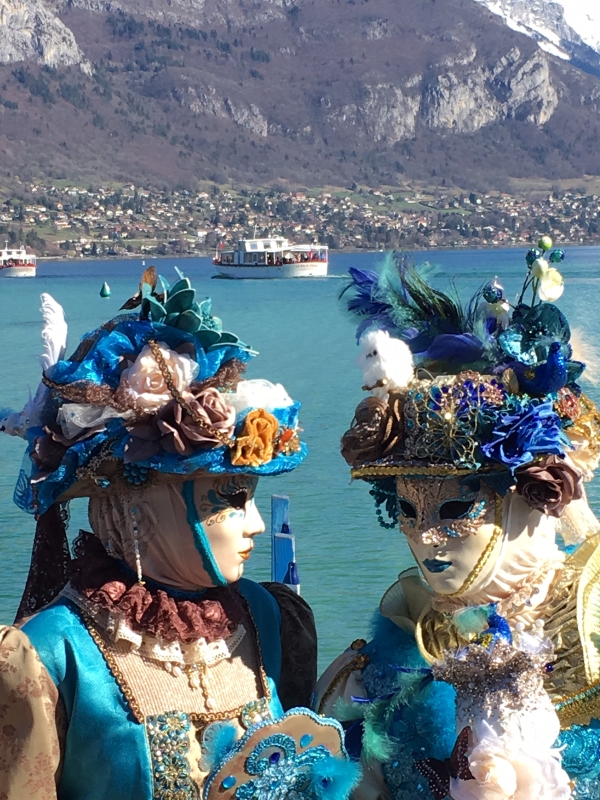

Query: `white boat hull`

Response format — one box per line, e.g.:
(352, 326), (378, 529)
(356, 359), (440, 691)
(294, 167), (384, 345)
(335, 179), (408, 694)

(215, 261), (328, 279)
(1, 265), (36, 278)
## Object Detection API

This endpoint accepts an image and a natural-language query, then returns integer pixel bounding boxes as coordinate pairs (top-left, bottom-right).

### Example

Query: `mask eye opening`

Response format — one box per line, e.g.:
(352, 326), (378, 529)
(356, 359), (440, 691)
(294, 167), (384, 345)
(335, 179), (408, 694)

(399, 499), (417, 519)
(439, 500), (474, 520)
(217, 489), (248, 510)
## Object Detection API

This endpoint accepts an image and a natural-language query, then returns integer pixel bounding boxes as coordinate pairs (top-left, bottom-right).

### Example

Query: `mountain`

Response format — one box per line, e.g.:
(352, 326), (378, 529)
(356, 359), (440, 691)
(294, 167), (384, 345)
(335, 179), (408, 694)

(473, 0), (600, 77)
(1, 0), (600, 190)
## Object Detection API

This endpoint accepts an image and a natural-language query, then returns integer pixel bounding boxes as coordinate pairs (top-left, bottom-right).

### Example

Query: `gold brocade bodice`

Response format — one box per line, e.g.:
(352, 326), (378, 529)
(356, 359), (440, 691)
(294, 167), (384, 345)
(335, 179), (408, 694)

(387, 535), (600, 728)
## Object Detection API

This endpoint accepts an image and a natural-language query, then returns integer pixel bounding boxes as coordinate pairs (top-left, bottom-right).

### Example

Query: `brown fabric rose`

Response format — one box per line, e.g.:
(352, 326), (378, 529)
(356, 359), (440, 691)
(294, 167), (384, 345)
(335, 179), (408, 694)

(124, 388), (236, 462)
(341, 393), (403, 467)
(515, 455), (583, 518)
(231, 408), (279, 467)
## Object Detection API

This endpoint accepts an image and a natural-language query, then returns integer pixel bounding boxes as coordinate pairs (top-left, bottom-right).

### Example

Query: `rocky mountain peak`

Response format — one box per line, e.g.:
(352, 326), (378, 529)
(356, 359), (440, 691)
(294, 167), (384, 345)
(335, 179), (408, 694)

(0, 0), (598, 190)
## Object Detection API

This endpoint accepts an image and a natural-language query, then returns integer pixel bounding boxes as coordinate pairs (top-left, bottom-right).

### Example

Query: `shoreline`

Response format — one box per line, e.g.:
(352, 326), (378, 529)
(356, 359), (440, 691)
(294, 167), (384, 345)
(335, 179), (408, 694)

(35, 240), (600, 263)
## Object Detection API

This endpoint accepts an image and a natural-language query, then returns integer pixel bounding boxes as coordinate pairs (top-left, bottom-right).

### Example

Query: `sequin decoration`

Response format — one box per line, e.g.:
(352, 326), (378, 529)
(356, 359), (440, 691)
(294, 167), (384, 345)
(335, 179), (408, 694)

(235, 733), (330, 800)
(557, 724), (600, 778)
(432, 638), (551, 729)
(146, 710), (199, 800)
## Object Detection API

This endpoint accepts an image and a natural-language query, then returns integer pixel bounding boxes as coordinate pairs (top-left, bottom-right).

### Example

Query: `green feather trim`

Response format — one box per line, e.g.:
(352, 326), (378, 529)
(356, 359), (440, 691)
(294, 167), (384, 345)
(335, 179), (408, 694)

(452, 605), (491, 637)
(332, 697), (366, 722)
(362, 702), (396, 763)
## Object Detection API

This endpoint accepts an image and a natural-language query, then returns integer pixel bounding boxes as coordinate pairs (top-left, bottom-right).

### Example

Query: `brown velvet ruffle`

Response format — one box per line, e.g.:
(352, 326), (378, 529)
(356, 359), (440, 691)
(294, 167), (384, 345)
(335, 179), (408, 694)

(69, 531), (246, 644)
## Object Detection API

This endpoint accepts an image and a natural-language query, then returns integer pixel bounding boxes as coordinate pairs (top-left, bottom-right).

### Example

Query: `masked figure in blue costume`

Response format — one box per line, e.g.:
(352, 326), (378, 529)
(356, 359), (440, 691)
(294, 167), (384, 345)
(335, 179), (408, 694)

(0, 270), (359, 800)
(316, 245), (600, 800)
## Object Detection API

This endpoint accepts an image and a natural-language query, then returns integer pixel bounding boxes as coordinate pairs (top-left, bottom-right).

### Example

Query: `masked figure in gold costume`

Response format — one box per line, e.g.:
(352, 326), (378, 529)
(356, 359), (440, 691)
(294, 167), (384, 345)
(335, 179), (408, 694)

(317, 246), (600, 800)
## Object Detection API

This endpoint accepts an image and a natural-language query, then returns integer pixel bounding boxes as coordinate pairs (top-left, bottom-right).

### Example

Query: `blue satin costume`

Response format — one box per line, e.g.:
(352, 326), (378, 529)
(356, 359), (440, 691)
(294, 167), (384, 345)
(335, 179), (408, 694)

(22, 579), (284, 800)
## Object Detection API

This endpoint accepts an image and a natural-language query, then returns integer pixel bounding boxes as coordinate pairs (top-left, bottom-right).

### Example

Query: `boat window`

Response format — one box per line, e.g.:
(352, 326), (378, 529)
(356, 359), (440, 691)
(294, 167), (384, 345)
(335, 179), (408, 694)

(250, 242), (258, 250)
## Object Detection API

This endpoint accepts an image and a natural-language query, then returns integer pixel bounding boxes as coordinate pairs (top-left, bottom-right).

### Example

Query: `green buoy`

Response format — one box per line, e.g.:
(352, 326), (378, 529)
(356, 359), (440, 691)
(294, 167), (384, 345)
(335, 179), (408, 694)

(100, 281), (111, 298)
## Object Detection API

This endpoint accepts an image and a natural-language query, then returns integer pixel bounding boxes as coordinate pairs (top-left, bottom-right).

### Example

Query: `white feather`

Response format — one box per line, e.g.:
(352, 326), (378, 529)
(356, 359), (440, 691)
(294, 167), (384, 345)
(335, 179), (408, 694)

(570, 328), (600, 386)
(39, 293), (68, 373)
(0, 294), (68, 438)
(356, 330), (414, 398)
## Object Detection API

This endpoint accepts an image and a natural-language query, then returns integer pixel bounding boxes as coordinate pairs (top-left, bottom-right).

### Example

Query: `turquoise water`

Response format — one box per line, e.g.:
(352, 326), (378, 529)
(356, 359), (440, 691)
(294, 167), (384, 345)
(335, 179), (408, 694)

(1, 247), (600, 669)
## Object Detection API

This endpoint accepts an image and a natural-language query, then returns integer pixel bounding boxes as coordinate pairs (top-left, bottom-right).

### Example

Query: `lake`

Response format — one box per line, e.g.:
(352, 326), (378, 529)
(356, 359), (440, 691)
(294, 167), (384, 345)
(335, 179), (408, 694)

(1, 246), (599, 669)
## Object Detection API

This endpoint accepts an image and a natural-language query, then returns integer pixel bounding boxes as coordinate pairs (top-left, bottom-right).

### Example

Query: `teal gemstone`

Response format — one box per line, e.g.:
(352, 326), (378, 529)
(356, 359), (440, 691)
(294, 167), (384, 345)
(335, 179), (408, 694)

(95, 477), (111, 489)
(300, 734), (313, 748)
(221, 776), (237, 789)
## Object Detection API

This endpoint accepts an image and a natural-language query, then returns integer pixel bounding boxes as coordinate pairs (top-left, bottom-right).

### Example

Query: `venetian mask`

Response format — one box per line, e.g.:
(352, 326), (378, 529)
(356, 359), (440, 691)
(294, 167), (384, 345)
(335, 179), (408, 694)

(396, 475), (503, 595)
(89, 474), (265, 590)
(189, 474), (264, 585)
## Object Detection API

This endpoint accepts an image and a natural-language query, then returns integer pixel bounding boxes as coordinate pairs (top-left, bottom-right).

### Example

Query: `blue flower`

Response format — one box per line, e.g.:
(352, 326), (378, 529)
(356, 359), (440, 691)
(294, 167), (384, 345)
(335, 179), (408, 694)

(481, 400), (567, 471)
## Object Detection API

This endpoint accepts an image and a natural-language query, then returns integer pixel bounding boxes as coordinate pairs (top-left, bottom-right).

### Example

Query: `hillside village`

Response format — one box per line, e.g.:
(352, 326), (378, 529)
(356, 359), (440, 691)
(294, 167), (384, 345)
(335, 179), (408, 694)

(2, 180), (600, 258)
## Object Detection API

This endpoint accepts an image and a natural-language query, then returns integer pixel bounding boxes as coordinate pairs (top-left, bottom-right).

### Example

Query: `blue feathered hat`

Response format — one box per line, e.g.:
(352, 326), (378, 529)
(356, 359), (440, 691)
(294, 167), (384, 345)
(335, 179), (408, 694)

(340, 244), (600, 519)
(11, 267), (306, 516)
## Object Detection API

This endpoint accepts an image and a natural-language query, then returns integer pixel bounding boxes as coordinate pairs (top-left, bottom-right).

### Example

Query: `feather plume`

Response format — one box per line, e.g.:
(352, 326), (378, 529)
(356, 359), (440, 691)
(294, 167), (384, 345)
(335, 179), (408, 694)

(379, 255), (465, 337)
(452, 605), (492, 637)
(570, 328), (600, 386)
(199, 721), (239, 771)
(362, 704), (396, 763)
(339, 267), (397, 342)
(333, 697), (366, 722)
(1, 295), (68, 438)
(341, 254), (466, 354)
(39, 293), (68, 374)
(308, 755), (361, 800)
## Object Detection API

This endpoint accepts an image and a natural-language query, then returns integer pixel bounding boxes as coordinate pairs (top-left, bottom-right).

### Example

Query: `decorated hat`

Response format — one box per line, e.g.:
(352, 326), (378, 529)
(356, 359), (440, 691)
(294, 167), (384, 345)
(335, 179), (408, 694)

(340, 242), (600, 524)
(5, 267), (306, 518)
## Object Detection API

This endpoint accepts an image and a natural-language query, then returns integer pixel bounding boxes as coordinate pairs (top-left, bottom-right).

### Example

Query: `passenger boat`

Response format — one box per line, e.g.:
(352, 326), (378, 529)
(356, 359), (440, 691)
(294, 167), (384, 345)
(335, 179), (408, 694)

(213, 237), (328, 278)
(0, 243), (37, 277)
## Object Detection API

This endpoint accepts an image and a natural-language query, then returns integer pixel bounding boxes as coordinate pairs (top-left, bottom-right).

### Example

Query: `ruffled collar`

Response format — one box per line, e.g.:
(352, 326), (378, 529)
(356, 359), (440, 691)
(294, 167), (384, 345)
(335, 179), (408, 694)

(68, 531), (246, 644)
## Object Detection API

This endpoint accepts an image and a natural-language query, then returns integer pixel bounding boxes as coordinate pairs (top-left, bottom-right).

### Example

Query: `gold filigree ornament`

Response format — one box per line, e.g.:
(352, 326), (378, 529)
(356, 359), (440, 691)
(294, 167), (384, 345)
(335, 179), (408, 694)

(402, 373), (506, 470)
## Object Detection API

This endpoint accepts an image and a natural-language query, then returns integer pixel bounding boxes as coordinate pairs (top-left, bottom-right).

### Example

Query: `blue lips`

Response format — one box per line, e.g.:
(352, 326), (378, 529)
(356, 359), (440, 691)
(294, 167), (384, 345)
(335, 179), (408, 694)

(423, 558), (453, 573)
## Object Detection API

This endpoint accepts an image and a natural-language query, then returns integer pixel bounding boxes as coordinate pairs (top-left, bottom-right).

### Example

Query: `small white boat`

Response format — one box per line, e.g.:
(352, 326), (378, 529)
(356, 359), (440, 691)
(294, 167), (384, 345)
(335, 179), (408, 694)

(0, 242), (37, 278)
(213, 237), (328, 278)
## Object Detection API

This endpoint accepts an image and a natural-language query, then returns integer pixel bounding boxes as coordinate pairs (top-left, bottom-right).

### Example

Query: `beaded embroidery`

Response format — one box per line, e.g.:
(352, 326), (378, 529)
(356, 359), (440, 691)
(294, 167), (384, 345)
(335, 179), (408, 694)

(146, 710), (199, 800)
(234, 733), (330, 800)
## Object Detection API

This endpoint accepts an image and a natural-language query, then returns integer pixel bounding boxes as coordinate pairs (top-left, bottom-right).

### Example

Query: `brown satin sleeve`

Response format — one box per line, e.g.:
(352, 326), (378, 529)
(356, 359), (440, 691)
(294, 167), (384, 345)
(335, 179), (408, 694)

(260, 582), (317, 711)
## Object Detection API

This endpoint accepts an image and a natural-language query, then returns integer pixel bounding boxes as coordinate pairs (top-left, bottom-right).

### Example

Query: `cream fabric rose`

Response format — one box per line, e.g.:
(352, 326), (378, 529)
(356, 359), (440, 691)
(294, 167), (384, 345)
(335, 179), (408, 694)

(450, 720), (571, 800)
(120, 342), (199, 412)
(537, 268), (564, 302)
